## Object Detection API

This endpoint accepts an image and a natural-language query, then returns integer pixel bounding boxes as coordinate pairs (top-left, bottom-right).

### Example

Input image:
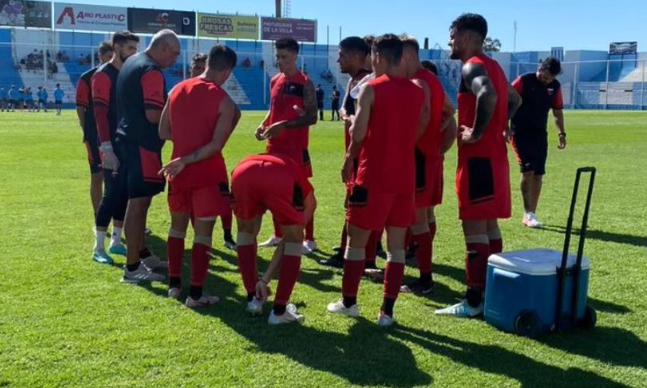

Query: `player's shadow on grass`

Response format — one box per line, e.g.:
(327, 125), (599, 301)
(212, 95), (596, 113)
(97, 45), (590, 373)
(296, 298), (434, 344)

(391, 326), (631, 388)
(433, 262), (467, 284)
(540, 225), (647, 248)
(194, 276), (432, 387)
(541, 326), (647, 369)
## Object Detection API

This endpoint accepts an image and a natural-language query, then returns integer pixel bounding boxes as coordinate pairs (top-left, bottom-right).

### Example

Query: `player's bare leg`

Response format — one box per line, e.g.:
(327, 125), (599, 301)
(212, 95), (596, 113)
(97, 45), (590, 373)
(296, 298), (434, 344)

(237, 216), (263, 314)
(520, 172), (541, 227)
(531, 174), (543, 222)
(122, 197), (165, 283)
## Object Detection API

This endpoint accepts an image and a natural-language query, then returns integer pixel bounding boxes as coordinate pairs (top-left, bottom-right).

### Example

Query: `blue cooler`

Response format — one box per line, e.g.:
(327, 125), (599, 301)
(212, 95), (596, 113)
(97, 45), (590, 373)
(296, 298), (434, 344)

(484, 249), (591, 337)
(484, 167), (598, 338)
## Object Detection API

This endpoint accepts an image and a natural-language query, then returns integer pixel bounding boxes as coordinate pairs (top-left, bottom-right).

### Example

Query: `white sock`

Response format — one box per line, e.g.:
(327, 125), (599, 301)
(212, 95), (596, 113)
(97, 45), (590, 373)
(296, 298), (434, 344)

(94, 229), (106, 252)
(111, 227), (123, 246)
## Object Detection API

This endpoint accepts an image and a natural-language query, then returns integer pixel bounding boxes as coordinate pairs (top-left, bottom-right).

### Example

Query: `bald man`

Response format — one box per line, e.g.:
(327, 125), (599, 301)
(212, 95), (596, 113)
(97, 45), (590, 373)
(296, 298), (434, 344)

(115, 29), (181, 283)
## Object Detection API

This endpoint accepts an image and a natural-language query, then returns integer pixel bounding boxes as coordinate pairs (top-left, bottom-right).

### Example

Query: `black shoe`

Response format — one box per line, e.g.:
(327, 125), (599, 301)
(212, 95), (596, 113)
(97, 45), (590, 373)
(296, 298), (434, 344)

(332, 246), (342, 253)
(376, 241), (386, 259)
(223, 236), (237, 251)
(319, 251), (344, 268)
(405, 243), (418, 260)
(400, 279), (435, 295)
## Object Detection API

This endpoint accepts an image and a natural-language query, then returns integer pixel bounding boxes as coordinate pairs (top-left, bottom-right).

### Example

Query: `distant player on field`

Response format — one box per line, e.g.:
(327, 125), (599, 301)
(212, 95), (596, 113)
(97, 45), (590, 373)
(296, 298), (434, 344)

(327, 34), (427, 326)
(435, 14), (522, 318)
(159, 44), (241, 307)
(232, 153), (316, 325)
(54, 83), (64, 115)
(256, 38), (318, 255)
(510, 57), (566, 228)
(76, 41), (113, 224)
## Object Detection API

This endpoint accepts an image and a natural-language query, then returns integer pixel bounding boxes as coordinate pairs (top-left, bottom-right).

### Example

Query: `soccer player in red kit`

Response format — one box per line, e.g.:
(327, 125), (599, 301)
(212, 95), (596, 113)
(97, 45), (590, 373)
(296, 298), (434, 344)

(90, 31), (139, 265)
(76, 41), (113, 223)
(159, 45), (240, 307)
(436, 14), (522, 317)
(232, 153), (316, 325)
(256, 38), (318, 255)
(400, 36), (457, 295)
(116, 29), (181, 283)
(327, 34), (428, 327)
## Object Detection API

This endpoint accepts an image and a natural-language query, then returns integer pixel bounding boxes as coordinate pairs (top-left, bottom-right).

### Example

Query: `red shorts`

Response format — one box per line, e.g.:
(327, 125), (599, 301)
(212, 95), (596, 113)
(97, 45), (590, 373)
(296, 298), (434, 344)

(456, 154), (511, 220)
(266, 146), (313, 177)
(231, 159), (306, 226)
(415, 153), (444, 208)
(346, 185), (415, 231)
(168, 183), (231, 219)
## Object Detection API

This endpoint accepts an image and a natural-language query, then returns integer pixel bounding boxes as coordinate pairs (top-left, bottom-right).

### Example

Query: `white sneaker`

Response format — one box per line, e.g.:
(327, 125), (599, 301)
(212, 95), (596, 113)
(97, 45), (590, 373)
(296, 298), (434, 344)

(258, 235), (282, 248)
(302, 240), (317, 255)
(268, 304), (304, 325)
(523, 212), (542, 228)
(185, 294), (220, 308)
(168, 287), (182, 299)
(377, 311), (395, 327)
(141, 255), (168, 270)
(327, 299), (360, 317)
(435, 299), (484, 318)
(122, 265), (165, 284)
(246, 296), (263, 316)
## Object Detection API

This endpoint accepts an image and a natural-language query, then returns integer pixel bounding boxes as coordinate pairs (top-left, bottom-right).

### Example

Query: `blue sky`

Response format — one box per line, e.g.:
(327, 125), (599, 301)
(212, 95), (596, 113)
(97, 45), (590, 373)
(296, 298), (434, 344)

(73, 0), (644, 52)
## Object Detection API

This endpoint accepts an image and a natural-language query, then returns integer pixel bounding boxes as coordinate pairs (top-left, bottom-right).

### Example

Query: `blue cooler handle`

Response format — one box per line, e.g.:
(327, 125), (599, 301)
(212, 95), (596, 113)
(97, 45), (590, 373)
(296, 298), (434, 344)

(556, 167), (596, 329)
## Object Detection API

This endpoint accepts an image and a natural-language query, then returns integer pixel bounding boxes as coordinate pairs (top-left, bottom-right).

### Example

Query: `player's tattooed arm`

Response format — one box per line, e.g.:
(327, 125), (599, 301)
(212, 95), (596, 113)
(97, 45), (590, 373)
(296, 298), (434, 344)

(284, 80), (318, 128)
(441, 93), (456, 132)
(158, 100), (172, 141)
(507, 83), (522, 120)
(462, 62), (497, 140)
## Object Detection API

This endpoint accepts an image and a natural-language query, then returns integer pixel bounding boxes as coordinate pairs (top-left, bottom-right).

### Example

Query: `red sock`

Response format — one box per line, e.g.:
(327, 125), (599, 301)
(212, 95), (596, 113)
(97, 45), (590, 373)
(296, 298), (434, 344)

(274, 255), (302, 305)
(414, 231), (432, 275)
(305, 217), (315, 241)
(342, 260), (365, 298)
(237, 244), (257, 294)
(465, 243), (490, 290)
(383, 261), (405, 300)
(190, 243), (210, 287)
(167, 236), (184, 278)
(365, 231), (378, 266)
(490, 238), (503, 254)
(273, 216), (283, 238)
(222, 210), (232, 230)
(340, 224), (348, 251)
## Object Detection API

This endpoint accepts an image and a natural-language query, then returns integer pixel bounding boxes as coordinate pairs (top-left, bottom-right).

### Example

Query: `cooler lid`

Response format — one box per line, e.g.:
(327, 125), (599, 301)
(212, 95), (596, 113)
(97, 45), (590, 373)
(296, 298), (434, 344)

(488, 249), (590, 276)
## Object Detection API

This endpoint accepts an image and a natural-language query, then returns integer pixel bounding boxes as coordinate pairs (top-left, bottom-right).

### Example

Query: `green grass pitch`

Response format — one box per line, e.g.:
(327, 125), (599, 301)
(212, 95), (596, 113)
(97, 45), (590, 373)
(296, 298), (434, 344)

(0, 110), (646, 387)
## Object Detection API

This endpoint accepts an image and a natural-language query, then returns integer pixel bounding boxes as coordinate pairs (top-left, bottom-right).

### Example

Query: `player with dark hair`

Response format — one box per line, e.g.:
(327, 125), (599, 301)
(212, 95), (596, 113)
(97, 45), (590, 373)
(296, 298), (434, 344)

(321, 36), (375, 269)
(37, 85), (48, 112)
(331, 85), (341, 120)
(90, 32), (140, 264)
(190, 52), (207, 78)
(421, 60), (438, 75)
(54, 83), (64, 115)
(401, 36), (457, 295)
(256, 38), (318, 255)
(327, 34), (427, 326)
(116, 29), (181, 283)
(159, 44), (241, 307)
(76, 41), (113, 237)
(436, 14), (522, 317)
(510, 57), (566, 228)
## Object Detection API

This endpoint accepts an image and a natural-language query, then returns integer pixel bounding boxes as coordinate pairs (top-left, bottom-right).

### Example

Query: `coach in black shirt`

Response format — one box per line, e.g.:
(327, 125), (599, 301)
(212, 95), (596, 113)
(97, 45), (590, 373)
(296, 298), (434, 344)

(510, 57), (566, 228)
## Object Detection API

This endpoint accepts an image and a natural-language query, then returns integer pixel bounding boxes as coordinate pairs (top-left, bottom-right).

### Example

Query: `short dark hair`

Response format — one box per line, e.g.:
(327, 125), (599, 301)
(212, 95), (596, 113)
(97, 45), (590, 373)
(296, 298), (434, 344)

(421, 60), (438, 75)
(400, 36), (420, 54)
(112, 30), (140, 47)
(540, 57), (562, 76)
(98, 41), (113, 56)
(208, 45), (237, 71)
(363, 35), (376, 48)
(340, 36), (370, 57)
(372, 34), (403, 66)
(275, 38), (299, 54)
(450, 13), (488, 42)
(192, 52), (207, 64)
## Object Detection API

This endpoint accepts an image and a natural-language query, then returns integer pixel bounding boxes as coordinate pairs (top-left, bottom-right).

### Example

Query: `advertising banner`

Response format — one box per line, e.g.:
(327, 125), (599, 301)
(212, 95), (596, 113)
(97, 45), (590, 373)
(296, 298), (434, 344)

(261, 17), (316, 42)
(609, 42), (638, 55)
(54, 3), (127, 31)
(0, 1), (51, 28)
(128, 8), (195, 36)
(197, 13), (258, 40)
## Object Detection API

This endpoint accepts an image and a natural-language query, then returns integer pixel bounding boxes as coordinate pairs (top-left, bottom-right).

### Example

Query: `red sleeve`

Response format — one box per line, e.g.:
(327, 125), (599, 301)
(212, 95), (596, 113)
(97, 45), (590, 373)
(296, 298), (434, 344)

(76, 78), (90, 108)
(141, 70), (165, 110)
(512, 76), (523, 96)
(91, 72), (112, 143)
(552, 87), (564, 110)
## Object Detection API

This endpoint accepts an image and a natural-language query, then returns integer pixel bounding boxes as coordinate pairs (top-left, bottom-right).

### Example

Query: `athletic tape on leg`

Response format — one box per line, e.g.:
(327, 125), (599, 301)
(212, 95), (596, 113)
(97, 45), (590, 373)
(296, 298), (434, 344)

(237, 232), (256, 246)
(344, 246), (365, 261)
(387, 250), (406, 263)
(194, 235), (212, 247)
(488, 228), (502, 241)
(284, 242), (303, 257)
(411, 223), (430, 235)
(466, 234), (490, 245)
(168, 228), (186, 239)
